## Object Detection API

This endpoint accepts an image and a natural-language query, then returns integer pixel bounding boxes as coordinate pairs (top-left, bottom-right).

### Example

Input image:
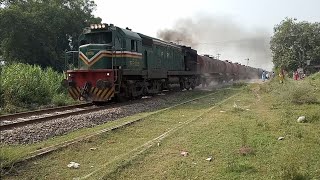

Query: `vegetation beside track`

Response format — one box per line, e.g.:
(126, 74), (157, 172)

(0, 63), (75, 114)
(0, 89), (215, 170)
(1, 74), (320, 179)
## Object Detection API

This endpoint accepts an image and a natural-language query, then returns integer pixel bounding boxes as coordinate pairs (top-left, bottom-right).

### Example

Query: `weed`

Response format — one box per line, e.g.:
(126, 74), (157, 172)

(232, 102), (245, 113)
(238, 146), (255, 156)
(256, 120), (270, 130)
(232, 81), (247, 88)
(281, 163), (310, 180)
(52, 93), (73, 106)
(227, 161), (256, 173)
(294, 128), (303, 139)
(290, 86), (318, 104)
(240, 125), (248, 147)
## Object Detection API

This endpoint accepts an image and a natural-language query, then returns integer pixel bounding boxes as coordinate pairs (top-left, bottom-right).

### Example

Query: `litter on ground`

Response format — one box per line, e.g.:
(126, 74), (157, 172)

(297, 116), (306, 123)
(181, 151), (188, 156)
(278, 137), (285, 140)
(67, 162), (80, 169)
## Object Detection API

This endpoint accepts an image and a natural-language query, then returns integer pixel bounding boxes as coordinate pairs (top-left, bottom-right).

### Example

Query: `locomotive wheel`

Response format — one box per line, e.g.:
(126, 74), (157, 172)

(185, 81), (191, 90)
(179, 82), (185, 90)
(191, 83), (196, 90)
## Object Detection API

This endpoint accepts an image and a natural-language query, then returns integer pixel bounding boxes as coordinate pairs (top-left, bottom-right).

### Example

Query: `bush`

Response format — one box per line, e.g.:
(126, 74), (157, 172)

(0, 63), (72, 112)
(290, 85), (318, 104)
(264, 77), (319, 105)
(52, 93), (73, 106)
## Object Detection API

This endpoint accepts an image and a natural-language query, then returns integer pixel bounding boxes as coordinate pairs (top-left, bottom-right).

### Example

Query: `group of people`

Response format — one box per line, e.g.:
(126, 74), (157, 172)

(261, 71), (275, 82)
(261, 70), (285, 83)
(261, 67), (308, 83)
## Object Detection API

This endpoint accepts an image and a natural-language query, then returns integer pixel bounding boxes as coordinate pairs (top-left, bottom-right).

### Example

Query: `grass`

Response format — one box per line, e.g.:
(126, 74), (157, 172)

(1, 88), (239, 179)
(1, 75), (320, 179)
(0, 89), (222, 169)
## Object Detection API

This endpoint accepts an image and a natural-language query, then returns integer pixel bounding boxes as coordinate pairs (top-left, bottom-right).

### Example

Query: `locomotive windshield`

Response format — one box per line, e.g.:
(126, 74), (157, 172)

(81, 32), (112, 45)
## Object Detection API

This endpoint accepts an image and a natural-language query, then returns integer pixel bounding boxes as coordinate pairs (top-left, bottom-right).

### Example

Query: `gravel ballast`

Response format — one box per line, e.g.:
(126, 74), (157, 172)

(0, 90), (209, 144)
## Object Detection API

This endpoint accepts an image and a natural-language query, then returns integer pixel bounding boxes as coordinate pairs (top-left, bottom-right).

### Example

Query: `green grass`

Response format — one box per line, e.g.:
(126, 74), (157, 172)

(0, 89), (221, 169)
(1, 75), (320, 179)
(1, 88), (239, 179)
(102, 82), (320, 180)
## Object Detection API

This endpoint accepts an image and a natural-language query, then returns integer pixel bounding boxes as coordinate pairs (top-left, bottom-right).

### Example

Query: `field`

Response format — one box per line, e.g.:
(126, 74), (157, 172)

(1, 74), (320, 179)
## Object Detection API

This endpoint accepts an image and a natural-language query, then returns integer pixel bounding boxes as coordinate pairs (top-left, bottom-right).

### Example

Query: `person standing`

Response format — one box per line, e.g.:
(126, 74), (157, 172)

(294, 71), (299, 80)
(279, 71), (284, 83)
(262, 71), (266, 82)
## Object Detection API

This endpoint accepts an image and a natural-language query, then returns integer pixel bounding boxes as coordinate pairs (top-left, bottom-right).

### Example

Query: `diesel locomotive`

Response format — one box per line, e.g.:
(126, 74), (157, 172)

(63, 23), (264, 102)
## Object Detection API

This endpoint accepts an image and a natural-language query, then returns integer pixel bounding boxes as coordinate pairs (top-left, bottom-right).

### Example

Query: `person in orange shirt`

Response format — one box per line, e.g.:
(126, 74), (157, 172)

(279, 71), (284, 83)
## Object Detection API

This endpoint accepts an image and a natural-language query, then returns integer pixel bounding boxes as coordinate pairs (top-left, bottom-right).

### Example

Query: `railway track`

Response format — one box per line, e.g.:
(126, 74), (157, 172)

(1, 89), (239, 176)
(0, 103), (100, 131)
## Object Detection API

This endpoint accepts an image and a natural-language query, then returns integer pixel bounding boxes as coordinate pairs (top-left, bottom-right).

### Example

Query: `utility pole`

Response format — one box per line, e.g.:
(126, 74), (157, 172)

(216, 53), (221, 60)
(245, 58), (249, 66)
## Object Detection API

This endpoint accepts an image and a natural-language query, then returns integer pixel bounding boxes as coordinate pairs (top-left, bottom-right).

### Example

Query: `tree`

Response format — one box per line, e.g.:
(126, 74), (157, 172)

(270, 18), (320, 72)
(0, 0), (101, 71)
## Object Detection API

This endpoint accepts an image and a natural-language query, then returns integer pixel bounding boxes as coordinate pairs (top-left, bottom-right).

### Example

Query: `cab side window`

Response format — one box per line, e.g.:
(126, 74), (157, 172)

(131, 40), (138, 51)
(122, 39), (126, 49)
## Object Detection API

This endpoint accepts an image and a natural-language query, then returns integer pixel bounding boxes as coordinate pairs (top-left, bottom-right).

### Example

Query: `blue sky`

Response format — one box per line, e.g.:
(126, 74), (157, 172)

(93, 0), (320, 70)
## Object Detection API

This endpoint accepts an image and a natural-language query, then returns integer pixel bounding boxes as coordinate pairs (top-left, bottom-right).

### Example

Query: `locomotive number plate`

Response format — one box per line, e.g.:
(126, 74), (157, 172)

(86, 51), (94, 56)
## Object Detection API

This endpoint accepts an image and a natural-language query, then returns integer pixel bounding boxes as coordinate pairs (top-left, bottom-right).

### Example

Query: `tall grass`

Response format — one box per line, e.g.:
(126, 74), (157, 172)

(260, 74), (320, 105)
(0, 63), (74, 113)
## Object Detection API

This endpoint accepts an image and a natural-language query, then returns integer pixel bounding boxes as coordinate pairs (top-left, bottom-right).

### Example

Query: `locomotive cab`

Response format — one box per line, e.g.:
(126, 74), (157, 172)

(63, 24), (145, 102)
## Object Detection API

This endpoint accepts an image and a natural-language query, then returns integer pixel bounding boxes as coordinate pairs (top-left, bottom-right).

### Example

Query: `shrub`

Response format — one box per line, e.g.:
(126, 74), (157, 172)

(1, 63), (48, 107)
(290, 85), (318, 104)
(1, 63), (72, 112)
(265, 77), (319, 105)
(52, 93), (73, 106)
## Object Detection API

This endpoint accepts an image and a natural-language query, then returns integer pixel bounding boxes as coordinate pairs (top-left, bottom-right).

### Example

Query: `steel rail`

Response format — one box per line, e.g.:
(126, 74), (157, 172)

(0, 103), (95, 130)
(0, 103), (93, 121)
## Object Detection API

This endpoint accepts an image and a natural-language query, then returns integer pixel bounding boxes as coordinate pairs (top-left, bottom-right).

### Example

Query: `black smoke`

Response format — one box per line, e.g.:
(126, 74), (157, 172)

(157, 15), (273, 70)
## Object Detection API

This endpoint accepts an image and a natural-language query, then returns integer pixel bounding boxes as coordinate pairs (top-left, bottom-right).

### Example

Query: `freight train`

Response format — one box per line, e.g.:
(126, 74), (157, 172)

(63, 23), (264, 102)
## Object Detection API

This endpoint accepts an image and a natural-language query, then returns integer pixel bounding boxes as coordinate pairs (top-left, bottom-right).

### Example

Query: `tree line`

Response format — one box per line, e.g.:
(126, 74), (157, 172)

(0, 0), (101, 71)
(1, 2), (319, 73)
(270, 18), (320, 72)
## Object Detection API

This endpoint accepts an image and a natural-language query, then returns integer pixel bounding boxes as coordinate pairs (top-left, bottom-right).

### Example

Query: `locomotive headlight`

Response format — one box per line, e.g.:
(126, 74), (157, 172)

(98, 24), (102, 28)
(106, 73), (110, 76)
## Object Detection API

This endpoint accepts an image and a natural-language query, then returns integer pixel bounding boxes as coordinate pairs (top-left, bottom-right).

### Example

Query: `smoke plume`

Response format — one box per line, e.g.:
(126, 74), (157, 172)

(157, 15), (273, 70)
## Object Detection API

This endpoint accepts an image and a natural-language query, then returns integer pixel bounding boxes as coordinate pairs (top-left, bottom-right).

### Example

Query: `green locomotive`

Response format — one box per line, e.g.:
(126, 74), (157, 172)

(64, 23), (199, 102)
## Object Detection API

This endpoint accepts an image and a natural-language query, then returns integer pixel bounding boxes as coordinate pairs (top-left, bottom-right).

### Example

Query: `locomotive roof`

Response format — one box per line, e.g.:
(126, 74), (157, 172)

(138, 33), (182, 49)
(119, 27), (142, 40)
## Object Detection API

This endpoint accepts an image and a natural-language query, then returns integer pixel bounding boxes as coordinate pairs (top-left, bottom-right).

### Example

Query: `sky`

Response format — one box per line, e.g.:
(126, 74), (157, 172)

(93, 0), (320, 70)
